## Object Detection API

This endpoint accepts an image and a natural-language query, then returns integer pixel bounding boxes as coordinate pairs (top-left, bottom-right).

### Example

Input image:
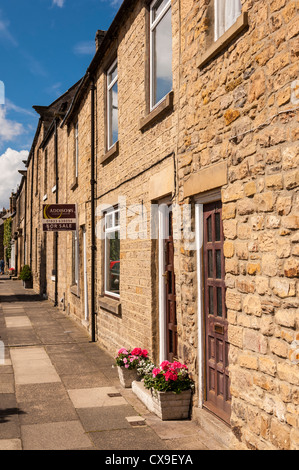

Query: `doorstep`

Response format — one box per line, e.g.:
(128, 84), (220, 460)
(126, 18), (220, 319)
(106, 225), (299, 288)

(192, 407), (233, 449)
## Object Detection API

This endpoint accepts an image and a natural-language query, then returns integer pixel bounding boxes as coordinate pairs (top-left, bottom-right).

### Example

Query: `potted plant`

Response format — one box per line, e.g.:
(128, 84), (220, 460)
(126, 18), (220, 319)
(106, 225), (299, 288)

(19, 265), (33, 289)
(115, 347), (150, 388)
(9, 268), (15, 279)
(143, 360), (195, 420)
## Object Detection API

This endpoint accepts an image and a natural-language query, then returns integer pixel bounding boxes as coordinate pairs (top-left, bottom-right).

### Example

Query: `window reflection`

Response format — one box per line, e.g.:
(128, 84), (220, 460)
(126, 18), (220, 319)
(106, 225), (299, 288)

(151, 0), (172, 109)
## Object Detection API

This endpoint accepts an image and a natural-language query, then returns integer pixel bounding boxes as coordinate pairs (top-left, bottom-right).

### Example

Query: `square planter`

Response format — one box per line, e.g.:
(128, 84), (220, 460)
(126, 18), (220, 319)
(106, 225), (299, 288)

(132, 381), (192, 421)
(151, 389), (192, 421)
(117, 366), (141, 388)
(23, 279), (33, 289)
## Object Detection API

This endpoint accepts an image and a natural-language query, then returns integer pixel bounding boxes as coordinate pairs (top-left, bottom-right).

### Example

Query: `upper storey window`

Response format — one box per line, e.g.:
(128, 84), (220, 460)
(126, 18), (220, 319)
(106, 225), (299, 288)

(214, 0), (242, 41)
(150, 0), (172, 110)
(107, 59), (118, 151)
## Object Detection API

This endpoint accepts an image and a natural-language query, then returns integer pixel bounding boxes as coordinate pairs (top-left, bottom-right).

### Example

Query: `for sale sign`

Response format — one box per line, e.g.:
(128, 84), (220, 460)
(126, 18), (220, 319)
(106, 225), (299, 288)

(43, 204), (77, 232)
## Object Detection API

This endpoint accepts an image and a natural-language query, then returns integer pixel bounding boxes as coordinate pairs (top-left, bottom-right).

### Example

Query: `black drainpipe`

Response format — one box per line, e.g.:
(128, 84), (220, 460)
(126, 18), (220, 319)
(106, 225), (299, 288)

(54, 118), (59, 307)
(90, 77), (96, 342)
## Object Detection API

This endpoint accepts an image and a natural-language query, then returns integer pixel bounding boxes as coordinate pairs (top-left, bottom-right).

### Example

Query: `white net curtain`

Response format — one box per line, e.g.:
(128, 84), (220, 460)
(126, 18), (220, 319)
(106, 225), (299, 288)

(214, 0), (242, 41)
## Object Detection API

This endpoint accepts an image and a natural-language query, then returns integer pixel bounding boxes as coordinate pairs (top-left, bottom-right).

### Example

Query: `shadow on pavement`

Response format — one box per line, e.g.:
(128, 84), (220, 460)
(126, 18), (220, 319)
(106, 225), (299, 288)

(0, 408), (26, 424)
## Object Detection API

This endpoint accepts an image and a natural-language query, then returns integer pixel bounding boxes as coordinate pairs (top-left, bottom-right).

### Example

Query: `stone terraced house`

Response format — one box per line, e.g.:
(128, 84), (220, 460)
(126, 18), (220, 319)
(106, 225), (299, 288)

(9, 0), (299, 450)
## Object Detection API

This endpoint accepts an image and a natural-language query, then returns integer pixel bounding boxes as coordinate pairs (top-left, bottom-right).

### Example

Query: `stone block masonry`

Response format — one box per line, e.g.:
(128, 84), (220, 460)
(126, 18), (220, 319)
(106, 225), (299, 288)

(8, 0), (298, 451)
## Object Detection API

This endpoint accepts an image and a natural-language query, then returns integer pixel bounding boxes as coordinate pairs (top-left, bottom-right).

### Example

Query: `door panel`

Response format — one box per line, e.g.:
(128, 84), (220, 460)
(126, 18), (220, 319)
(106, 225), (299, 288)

(203, 201), (231, 424)
(165, 211), (177, 362)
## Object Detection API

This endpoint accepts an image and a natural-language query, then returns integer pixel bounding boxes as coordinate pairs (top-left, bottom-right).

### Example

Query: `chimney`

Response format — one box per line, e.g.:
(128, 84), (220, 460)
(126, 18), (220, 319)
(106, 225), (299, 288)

(95, 30), (106, 51)
(10, 192), (16, 214)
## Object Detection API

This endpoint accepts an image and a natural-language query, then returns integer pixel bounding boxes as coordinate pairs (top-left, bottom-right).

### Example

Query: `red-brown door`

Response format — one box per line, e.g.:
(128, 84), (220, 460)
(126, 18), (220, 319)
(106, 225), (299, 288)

(203, 201), (231, 424)
(164, 212), (177, 362)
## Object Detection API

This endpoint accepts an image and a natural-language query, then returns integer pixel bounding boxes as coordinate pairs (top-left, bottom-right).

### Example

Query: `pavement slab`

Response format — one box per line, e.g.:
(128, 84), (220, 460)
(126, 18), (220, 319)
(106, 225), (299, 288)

(21, 420), (94, 450)
(0, 279), (230, 451)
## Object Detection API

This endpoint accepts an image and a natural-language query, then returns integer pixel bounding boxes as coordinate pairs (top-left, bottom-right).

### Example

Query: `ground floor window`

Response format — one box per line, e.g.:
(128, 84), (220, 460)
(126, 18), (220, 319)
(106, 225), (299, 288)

(104, 207), (120, 297)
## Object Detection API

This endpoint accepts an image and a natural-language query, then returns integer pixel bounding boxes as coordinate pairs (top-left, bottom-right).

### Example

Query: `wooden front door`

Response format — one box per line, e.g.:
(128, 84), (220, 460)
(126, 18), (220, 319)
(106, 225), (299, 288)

(203, 201), (231, 423)
(164, 212), (177, 362)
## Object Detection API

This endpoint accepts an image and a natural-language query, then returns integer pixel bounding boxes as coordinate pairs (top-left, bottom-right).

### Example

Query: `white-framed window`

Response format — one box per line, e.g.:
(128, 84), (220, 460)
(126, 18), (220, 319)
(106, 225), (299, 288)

(150, 0), (172, 111)
(107, 59), (118, 150)
(214, 0), (242, 41)
(75, 121), (79, 179)
(104, 207), (120, 298)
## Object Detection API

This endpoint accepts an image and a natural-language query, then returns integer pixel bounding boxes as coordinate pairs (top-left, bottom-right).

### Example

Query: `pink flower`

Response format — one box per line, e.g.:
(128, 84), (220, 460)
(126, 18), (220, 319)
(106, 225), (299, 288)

(118, 348), (128, 356)
(164, 371), (178, 382)
(160, 360), (171, 371)
(141, 349), (148, 358)
(131, 348), (142, 356)
(125, 364), (130, 369)
(123, 358), (128, 363)
(152, 368), (161, 377)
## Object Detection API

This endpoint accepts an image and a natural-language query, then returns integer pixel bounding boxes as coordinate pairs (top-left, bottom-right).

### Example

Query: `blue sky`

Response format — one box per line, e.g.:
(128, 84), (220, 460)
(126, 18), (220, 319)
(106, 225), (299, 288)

(0, 0), (122, 209)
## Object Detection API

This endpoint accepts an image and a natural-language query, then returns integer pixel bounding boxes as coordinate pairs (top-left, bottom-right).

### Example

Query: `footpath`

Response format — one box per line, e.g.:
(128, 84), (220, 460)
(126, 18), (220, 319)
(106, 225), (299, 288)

(0, 277), (229, 451)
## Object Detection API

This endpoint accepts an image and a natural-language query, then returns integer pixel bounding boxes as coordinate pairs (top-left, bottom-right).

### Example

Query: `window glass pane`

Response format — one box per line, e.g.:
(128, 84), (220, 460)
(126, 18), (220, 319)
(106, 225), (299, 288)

(209, 286), (214, 315)
(114, 210), (120, 227)
(208, 250), (213, 278)
(152, 7), (172, 107)
(216, 250), (222, 279)
(152, 0), (170, 21)
(106, 213), (113, 229)
(217, 287), (222, 317)
(215, 212), (221, 241)
(207, 215), (212, 242)
(106, 230), (120, 295)
(108, 81), (118, 147)
(108, 63), (118, 86)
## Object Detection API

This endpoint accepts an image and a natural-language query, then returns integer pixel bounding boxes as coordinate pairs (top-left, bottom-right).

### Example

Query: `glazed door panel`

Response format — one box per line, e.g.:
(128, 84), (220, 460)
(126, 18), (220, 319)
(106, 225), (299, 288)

(203, 201), (231, 423)
(165, 212), (177, 362)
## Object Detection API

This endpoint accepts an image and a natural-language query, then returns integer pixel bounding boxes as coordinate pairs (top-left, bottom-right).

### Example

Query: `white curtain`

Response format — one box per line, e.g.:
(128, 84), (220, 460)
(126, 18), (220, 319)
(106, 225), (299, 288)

(215, 0), (242, 41)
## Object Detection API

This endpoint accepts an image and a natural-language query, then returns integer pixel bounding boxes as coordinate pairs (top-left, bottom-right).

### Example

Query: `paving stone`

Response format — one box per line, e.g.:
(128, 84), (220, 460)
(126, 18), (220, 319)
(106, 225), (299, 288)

(67, 387), (127, 408)
(0, 439), (22, 450)
(21, 421), (93, 450)
(77, 404), (137, 432)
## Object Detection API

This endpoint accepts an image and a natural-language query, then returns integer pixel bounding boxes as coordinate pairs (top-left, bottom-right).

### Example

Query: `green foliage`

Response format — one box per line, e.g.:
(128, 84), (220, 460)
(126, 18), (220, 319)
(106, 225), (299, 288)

(143, 361), (195, 395)
(19, 265), (32, 282)
(3, 218), (12, 261)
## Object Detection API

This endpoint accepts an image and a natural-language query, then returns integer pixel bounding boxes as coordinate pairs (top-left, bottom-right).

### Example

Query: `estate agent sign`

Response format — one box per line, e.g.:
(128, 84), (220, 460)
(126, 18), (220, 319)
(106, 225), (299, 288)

(43, 204), (77, 232)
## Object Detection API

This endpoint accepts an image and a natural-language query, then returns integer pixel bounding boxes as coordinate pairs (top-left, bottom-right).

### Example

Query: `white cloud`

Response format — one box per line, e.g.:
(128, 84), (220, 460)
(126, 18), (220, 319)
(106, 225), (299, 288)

(0, 11), (18, 46)
(73, 41), (95, 56)
(0, 148), (28, 209)
(52, 0), (65, 7)
(0, 107), (24, 142)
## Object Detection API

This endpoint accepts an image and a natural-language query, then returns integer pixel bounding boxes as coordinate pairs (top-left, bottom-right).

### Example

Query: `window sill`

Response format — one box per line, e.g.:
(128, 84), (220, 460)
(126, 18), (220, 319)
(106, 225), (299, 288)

(99, 295), (121, 316)
(101, 141), (119, 165)
(197, 12), (249, 69)
(70, 285), (79, 297)
(70, 177), (78, 191)
(140, 91), (174, 132)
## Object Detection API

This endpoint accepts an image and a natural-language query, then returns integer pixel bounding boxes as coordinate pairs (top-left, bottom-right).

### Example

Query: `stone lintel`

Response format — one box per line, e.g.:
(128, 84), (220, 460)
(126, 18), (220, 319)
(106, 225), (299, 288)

(184, 161), (228, 198)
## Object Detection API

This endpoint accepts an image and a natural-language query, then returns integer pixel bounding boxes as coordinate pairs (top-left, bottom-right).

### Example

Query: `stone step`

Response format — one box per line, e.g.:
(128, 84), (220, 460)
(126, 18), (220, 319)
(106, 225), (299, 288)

(192, 407), (233, 449)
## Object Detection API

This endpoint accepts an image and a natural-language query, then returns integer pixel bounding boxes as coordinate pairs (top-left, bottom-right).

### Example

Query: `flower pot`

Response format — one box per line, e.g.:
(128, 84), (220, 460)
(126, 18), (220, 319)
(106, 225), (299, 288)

(23, 279), (33, 289)
(117, 366), (141, 388)
(150, 389), (192, 420)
